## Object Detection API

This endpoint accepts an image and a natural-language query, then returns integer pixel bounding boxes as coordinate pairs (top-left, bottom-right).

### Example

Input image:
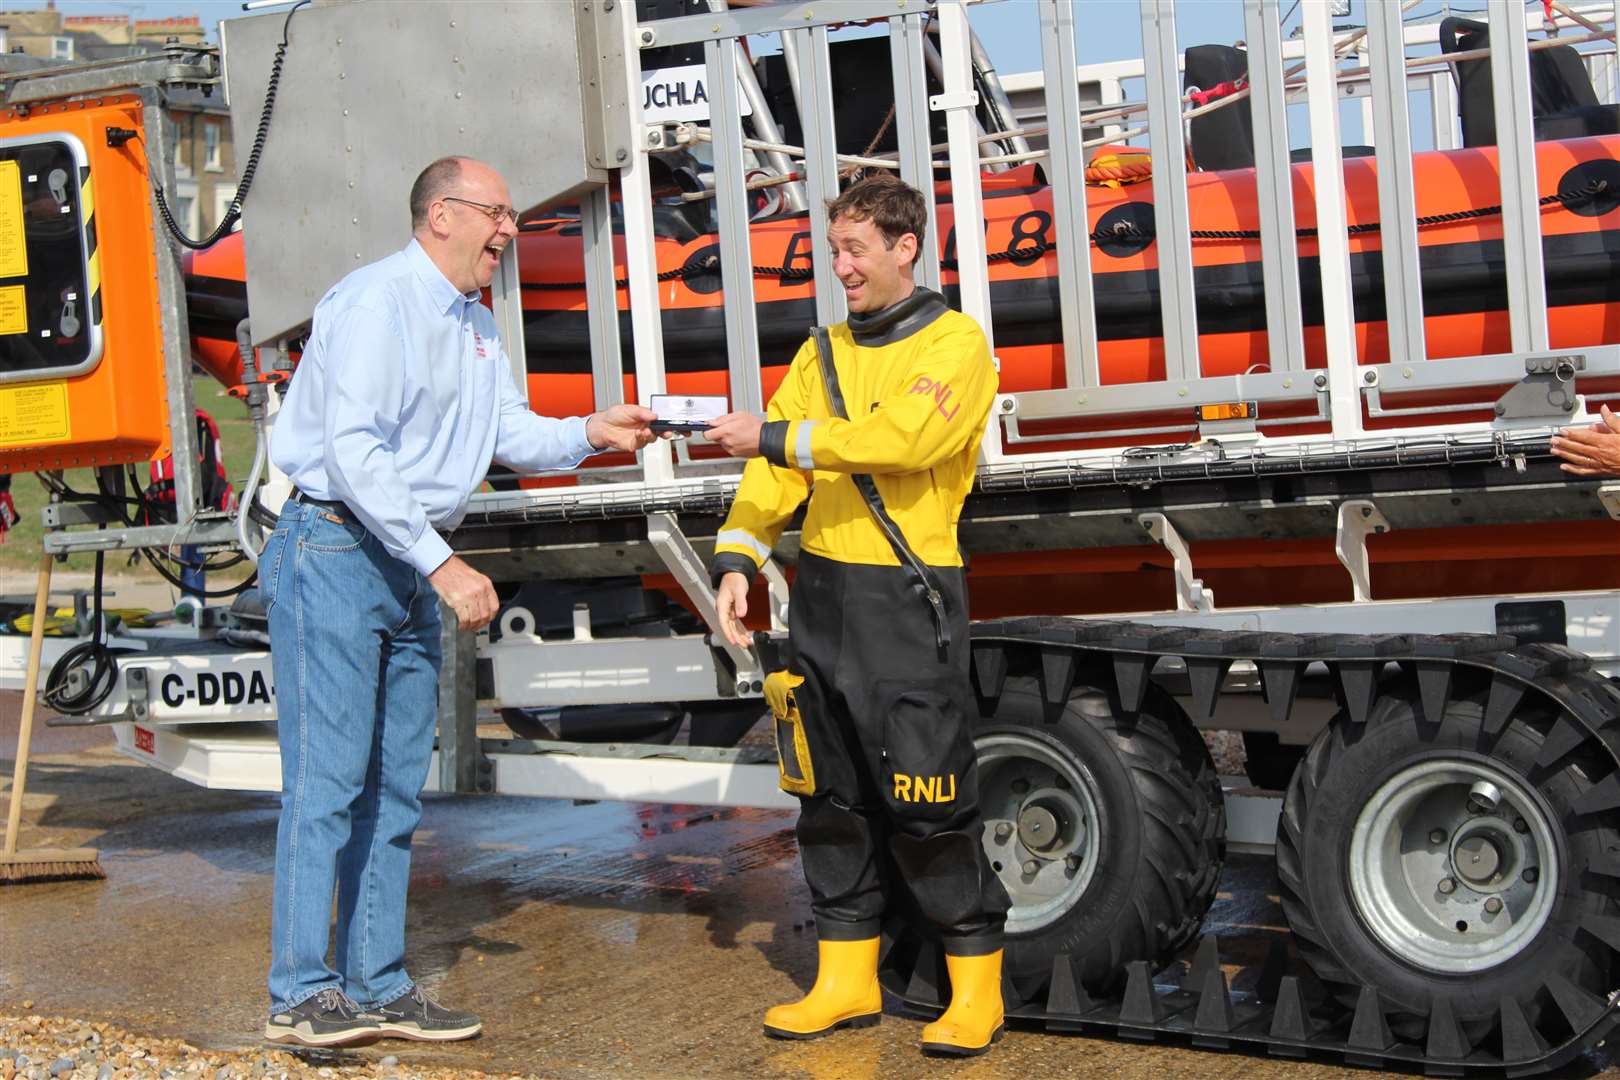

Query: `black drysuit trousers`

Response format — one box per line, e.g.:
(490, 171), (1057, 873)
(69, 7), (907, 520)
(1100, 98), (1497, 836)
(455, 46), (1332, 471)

(784, 551), (1010, 956)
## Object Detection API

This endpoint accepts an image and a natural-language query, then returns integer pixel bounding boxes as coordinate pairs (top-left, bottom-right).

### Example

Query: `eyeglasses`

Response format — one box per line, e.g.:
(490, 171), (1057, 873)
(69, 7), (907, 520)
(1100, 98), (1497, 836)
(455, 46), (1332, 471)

(442, 196), (519, 226)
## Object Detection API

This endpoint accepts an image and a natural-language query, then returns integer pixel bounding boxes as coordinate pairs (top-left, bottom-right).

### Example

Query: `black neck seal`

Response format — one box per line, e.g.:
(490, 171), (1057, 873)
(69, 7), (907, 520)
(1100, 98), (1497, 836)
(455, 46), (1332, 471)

(846, 287), (949, 347)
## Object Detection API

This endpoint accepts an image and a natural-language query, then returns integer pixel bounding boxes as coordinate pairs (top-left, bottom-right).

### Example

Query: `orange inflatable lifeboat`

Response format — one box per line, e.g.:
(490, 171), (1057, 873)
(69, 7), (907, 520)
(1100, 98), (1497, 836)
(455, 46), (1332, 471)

(186, 134), (1620, 438)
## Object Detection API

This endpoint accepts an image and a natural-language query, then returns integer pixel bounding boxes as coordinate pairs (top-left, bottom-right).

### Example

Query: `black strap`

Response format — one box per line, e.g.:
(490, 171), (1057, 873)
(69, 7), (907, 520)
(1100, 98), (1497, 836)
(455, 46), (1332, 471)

(810, 325), (951, 657)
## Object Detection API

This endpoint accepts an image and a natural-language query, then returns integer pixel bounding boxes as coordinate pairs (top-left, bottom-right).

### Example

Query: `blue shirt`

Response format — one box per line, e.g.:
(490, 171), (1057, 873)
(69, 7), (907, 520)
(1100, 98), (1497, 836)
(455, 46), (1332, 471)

(271, 239), (597, 576)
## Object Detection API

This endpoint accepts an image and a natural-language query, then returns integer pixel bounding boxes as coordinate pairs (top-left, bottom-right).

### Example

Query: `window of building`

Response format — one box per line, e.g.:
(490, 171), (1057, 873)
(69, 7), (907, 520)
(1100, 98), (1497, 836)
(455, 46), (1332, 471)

(213, 187), (238, 233)
(51, 37), (74, 61)
(204, 122), (221, 172)
(165, 117), (187, 173)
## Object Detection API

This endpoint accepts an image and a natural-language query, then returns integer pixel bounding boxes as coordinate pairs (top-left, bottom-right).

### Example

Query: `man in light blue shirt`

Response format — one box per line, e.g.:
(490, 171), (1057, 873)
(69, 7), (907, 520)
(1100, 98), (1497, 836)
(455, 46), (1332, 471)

(260, 156), (655, 1048)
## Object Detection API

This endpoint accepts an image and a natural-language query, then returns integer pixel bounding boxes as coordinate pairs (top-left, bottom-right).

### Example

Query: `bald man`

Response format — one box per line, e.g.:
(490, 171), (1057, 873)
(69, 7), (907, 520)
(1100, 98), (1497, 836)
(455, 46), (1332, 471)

(261, 157), (655, 1047)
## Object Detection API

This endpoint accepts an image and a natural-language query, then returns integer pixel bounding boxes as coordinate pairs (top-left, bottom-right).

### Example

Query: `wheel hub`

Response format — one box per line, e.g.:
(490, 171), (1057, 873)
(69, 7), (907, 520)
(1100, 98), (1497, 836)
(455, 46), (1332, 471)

(977, 732), (1103, 935)
(1453, 832), (1503, 885)
(1018, 805), (1061, 854)
(1348, 759), (1559, 974)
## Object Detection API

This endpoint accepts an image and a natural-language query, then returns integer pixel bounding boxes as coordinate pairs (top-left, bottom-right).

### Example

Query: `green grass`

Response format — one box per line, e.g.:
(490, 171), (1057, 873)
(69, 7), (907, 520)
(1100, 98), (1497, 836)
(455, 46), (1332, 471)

(1, 374), (259, 585)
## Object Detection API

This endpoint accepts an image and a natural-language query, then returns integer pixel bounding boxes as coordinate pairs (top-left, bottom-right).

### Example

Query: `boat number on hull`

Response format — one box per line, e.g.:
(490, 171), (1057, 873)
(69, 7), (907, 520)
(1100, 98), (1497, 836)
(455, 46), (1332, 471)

(770, 210), (1059, 289)
(159, 670), (274, 708)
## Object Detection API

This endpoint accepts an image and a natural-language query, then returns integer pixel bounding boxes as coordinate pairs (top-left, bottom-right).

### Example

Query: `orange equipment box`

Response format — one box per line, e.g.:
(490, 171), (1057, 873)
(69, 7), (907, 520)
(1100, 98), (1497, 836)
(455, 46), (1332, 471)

(0, 94), (171, 473)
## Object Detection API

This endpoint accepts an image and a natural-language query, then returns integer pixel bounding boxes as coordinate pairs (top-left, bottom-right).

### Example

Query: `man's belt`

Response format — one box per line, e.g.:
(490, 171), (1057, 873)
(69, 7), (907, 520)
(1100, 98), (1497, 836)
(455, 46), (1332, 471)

(290, 489), (351, 518)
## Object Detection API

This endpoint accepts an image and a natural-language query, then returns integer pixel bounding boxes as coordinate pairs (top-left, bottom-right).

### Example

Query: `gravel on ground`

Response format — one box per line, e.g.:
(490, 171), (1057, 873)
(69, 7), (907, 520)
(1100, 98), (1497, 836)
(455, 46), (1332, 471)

(0, 1014), (545, 1080)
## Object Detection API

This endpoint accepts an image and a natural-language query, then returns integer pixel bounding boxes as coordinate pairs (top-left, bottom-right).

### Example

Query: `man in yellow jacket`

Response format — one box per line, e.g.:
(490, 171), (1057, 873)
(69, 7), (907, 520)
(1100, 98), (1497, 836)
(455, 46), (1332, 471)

(703, 173), (1009, 1057)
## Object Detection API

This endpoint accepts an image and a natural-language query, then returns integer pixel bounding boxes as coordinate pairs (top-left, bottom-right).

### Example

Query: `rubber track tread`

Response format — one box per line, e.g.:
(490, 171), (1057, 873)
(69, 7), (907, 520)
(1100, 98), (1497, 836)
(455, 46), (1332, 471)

(877, 618), (1620, 1076)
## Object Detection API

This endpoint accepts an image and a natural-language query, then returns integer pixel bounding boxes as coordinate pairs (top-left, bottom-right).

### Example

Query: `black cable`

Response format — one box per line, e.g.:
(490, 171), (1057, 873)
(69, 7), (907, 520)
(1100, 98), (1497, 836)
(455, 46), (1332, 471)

(41, 551), (119, 715)
(113, 463), (259, 599)
(154, 0), (307, 249)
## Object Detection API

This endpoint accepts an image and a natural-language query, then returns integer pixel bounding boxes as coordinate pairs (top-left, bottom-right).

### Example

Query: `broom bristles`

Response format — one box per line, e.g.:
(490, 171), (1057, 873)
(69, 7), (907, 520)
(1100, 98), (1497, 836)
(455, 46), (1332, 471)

(0, 849), (105, 884)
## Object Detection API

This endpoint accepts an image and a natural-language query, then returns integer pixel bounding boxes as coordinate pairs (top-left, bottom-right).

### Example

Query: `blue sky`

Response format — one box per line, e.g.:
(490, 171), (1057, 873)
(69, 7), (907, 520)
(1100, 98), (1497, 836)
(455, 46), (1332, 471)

(11, 0), (1292, 70)
(7, 0), (1499, 72)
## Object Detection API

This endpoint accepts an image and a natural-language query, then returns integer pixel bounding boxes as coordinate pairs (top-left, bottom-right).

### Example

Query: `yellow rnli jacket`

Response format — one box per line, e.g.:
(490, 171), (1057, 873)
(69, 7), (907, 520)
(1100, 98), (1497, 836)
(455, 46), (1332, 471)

(709, 288), (997, 579)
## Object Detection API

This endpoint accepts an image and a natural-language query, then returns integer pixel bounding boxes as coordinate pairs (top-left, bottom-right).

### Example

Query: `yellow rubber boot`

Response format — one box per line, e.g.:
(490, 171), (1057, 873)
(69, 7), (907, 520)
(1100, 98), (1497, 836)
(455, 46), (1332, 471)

(763, 937), (882, 1039)
(920, 950), (1005, 1056)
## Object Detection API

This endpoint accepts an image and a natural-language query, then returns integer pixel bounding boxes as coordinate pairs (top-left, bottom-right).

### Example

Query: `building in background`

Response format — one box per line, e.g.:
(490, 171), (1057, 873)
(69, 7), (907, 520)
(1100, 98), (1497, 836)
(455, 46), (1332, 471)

(1, 8), (205, 60)
(0, 6), (237, 235)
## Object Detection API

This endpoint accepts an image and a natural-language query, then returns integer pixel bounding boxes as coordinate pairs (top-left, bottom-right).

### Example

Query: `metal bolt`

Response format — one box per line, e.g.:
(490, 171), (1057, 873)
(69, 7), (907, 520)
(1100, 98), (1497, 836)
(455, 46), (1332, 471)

(1314, 373), (1328, 388)
(616, 148), (629, 162)
(1514, 818), (1529, 834)
(1438, 877), (1456, 894)
(1484, 897), (1504, 915)
(639, 28), (656, 46)
(1363, 370), (1376, 384)
(1467, 780), (1502, 815)
(994, 822), (1013, 842)
(736, 680), (749, 694)
(1429, 829), (1447, 845)
(1066, 855), (1081, 872)
(1022, 860), (1039, 875)
(1523, 867), (1539, 884)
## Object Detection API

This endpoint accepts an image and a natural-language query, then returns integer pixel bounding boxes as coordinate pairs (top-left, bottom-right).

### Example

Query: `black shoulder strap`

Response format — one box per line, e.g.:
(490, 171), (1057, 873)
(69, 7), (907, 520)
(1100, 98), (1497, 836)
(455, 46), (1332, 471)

(811, 325), (951, 657)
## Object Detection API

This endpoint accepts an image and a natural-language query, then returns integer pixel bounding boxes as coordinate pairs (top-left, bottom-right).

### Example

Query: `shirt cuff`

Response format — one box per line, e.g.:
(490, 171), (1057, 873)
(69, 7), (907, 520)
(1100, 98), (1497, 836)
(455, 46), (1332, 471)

(759, 420), (791, 468)
(571, 415), (603, 459)
(403, 527), (454, 578)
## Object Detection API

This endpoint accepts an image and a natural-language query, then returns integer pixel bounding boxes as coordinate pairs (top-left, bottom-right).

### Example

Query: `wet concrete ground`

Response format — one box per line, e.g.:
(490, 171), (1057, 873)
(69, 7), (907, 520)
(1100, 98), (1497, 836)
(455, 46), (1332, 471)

(3, 692), (1616, 1080)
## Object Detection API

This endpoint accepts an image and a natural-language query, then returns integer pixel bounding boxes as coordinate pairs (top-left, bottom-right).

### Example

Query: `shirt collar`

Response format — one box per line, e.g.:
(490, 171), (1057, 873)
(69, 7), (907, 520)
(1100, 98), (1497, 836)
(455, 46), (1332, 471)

(406, 238), (481, 317)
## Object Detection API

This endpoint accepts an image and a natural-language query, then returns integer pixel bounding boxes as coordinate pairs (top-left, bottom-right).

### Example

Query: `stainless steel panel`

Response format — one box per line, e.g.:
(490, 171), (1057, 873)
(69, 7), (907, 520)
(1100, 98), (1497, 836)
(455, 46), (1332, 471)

(221, 0), (621, 344)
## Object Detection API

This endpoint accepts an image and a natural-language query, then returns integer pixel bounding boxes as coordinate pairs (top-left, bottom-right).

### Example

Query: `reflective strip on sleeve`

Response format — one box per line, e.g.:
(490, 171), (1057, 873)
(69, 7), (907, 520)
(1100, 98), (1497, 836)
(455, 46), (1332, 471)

(716, 528), (773, 563)
(794, 420), (816, 471)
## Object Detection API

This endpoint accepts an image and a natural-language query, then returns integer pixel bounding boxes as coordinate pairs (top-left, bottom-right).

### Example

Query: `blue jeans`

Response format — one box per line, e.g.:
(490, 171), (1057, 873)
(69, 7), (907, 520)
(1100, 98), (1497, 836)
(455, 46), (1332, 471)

(260, 501), (442, 1011)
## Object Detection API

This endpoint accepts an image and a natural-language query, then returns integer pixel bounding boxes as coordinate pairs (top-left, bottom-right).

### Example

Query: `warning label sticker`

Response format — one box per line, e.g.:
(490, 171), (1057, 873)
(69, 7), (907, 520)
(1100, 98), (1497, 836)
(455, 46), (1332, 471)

(0, 160), (27, 280)
(0, 381), (70, 446)
(0, 283), (26, 335)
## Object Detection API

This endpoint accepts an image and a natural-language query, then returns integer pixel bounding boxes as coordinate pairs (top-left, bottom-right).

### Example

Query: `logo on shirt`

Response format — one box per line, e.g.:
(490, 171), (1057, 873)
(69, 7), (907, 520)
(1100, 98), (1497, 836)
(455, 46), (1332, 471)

(473, 330), (488, 359)
(909, 375), (961, 422)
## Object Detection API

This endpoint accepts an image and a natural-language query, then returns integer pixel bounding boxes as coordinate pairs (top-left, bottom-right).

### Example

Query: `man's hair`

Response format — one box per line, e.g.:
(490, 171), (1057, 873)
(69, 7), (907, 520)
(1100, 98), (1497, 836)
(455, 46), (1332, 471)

(409, 156), (465, 229)
(826, 173), (927, 265)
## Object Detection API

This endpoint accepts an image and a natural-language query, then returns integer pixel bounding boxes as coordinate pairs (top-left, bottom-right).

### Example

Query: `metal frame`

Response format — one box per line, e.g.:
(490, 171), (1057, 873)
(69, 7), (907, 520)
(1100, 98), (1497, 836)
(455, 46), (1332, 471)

(1365, 0), (1426, 369)
(791, 23), (844, 327)
(1138, 0), (1199, 386)
(581, 186), (625, 411)
(890, 12), (941, 292)
(1244, 0), (1307, 378)
(705, 27), (764, 416)
(1488, 0), (1551, 354)
(1038, 0), (1100, 392)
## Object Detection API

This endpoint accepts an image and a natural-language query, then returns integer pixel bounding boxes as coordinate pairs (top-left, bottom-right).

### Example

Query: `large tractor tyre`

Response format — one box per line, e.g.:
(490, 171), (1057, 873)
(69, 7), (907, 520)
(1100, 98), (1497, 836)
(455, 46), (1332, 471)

(971, 674), (1225, 1000)
(1276, 680), (1617, 1045)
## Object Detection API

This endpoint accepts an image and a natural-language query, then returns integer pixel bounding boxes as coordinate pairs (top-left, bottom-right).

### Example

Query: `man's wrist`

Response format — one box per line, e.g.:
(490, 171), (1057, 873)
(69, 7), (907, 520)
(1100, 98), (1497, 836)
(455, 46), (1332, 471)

(584, 413), (606, 451)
